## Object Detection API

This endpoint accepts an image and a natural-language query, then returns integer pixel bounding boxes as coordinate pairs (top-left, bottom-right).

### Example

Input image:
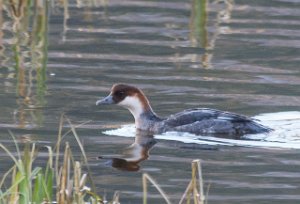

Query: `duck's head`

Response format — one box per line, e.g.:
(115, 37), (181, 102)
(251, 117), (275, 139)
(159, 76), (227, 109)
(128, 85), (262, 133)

(96, 84), (151, 118)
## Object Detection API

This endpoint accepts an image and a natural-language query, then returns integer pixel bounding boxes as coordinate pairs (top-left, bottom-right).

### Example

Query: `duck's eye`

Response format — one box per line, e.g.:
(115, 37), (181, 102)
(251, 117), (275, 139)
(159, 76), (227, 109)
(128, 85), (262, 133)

(115, 91), (125, 97)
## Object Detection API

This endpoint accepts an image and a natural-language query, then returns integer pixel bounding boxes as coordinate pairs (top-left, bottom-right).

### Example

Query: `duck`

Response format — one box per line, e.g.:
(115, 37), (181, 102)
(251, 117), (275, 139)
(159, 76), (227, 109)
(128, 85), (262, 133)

(96, 84), (271, 138)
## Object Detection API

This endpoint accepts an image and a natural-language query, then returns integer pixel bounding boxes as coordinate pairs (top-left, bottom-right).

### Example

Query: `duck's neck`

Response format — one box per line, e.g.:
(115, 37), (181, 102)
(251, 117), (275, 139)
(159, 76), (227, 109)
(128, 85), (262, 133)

(118, 95), (162, 130)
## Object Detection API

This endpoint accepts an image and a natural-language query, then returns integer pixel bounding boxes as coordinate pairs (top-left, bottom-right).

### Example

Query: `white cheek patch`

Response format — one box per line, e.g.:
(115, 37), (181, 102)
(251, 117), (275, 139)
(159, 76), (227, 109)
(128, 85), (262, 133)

(118, 96), (144, 118)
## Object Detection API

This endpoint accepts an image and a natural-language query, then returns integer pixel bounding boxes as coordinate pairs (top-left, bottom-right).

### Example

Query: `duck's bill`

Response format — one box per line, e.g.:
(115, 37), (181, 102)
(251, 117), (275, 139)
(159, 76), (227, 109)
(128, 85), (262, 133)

(96, 95), (115, 105)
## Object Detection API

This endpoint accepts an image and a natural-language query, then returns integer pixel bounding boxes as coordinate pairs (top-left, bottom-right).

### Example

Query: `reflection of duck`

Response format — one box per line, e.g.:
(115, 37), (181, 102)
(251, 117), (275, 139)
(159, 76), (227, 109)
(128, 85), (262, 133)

(96, 84), (271, 138)
(99, 131), (156, 171)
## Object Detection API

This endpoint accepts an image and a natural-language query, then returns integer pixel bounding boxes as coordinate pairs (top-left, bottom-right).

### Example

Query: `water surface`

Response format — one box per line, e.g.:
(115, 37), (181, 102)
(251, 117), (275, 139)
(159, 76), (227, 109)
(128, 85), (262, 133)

(1, 0), (300, 203)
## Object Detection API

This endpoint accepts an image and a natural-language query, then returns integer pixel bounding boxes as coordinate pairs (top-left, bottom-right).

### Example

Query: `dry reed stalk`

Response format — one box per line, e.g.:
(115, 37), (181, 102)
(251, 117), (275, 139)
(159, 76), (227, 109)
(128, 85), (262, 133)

(142, 173), (171, 204)
(179, 160), (205, 204)
(57, 142), (70, 204)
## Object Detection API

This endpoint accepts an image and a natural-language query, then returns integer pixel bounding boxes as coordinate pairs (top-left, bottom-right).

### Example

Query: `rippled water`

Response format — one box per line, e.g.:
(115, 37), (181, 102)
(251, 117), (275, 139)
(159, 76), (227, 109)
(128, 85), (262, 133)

(1, 0), (300, 203)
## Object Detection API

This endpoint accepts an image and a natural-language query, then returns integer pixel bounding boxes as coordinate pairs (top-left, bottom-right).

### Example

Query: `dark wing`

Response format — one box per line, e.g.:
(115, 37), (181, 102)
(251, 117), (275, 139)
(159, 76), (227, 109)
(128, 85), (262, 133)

(163, 108), (270, 138)
(164, 108), (252, 127)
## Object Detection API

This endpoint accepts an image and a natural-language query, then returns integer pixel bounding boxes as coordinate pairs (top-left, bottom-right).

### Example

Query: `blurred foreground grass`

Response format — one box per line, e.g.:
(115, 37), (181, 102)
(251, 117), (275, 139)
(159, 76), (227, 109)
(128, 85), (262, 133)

(0, 115), (105, 204)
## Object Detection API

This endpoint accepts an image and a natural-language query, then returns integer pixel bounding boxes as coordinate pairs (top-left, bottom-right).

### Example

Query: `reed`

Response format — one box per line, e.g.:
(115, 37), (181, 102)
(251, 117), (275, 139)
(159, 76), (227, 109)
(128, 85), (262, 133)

(143, 160), (206, 204)
(179, 160), (205, 204)
(0, 115), (105, 204)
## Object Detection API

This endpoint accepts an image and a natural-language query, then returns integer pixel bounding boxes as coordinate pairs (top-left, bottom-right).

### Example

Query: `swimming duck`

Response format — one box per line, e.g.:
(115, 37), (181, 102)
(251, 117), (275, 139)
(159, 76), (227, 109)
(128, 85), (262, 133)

(96, 84), (271, 138)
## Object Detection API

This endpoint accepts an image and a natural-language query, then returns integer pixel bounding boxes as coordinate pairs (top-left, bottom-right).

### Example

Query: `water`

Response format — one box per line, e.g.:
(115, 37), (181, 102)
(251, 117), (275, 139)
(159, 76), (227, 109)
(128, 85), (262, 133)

(1, 0), (300, 203)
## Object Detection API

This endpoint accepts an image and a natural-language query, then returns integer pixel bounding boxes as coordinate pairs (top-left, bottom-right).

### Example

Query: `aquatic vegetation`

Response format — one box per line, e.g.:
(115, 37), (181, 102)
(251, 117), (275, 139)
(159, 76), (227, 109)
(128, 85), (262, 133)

(0, 115), (104, 204)
(143, 160), (206, 204)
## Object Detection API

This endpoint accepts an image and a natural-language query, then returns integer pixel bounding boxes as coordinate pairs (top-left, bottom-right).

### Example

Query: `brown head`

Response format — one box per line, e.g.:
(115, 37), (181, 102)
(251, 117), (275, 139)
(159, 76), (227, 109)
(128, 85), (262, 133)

(96, 84), (152, 117)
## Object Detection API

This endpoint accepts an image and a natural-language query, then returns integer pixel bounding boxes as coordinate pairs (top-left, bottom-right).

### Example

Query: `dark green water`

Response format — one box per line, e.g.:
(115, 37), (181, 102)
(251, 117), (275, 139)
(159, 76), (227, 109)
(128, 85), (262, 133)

(1, 0), (300, 203)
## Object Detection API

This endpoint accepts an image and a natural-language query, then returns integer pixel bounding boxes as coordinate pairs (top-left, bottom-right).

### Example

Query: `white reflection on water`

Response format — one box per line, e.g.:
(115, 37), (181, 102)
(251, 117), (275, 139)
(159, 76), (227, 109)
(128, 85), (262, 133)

(103, 111), (300, 149)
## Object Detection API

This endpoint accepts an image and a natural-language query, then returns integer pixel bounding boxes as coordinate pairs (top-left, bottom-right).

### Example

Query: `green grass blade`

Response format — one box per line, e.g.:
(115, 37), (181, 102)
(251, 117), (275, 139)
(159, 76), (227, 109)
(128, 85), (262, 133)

(32, 170), (51, 204)
(44, 145), (54, 202)
(0, 166), (15, 189)
(33, 171), (44, 204)
(7, 130), (21, 161)
(1, 172), (25, 202)
(0, 143), (23, 172)
(31, 167), (42, 177)
(45, 168), (53, 202)
(55, 114), (64, 182)
(18, 169), (30, 204)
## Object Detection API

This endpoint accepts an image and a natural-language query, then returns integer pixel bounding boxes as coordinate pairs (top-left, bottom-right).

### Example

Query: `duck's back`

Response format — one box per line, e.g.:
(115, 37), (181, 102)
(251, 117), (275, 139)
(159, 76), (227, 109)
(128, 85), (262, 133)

(161, 108), (270, 138)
